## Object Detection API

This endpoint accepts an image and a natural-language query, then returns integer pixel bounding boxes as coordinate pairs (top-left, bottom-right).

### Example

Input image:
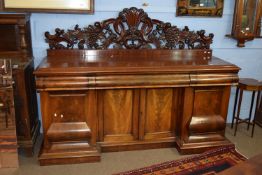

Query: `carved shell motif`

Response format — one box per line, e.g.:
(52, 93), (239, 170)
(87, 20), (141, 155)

(45, 7), (214, 50)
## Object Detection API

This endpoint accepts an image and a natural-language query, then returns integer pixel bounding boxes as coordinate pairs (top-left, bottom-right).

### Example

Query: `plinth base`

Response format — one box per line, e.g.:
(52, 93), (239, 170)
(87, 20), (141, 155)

(176, 138), (234, 154)
(39, 144), (101, 166)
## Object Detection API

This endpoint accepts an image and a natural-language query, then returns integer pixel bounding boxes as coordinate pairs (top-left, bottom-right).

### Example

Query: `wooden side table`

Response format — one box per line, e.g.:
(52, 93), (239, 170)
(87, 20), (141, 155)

(231, 78), (261, 137)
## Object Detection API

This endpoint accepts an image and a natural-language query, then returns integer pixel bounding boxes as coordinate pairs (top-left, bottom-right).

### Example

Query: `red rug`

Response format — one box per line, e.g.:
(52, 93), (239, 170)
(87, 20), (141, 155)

(114, 146), (247, 175)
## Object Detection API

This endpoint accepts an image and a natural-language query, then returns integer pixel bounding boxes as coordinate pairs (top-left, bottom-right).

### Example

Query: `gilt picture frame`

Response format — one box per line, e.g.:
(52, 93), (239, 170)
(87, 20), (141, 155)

(177, 0), (224, 17)
(1, 0), (94, 14)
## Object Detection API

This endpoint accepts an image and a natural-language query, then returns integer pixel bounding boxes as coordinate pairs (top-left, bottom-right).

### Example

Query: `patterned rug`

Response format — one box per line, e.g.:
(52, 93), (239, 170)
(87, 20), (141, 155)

(114, 145), (247, 175)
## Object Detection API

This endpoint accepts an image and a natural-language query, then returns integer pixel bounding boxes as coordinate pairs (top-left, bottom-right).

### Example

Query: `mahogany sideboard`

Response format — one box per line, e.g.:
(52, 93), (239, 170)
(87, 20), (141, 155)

(34, 7), (240, 165)
(0, 14), (40, 155)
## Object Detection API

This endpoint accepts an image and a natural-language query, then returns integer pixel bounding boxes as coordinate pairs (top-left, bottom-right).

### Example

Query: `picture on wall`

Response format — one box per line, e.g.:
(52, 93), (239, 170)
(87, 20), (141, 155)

(2, 0), (94, 13)
(177, 0), (224, 17)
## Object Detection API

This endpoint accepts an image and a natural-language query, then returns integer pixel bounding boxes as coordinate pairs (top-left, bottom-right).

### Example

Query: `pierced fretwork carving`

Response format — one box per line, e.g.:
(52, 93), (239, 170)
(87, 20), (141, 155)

(45, 7), (214, 50)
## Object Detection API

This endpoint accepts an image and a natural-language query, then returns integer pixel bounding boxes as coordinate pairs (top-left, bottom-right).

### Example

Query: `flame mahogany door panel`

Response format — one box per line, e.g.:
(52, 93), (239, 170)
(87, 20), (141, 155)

(98, 89), (139, 151)
(139, 88), (182, 141)
(98, 88), (181, 151)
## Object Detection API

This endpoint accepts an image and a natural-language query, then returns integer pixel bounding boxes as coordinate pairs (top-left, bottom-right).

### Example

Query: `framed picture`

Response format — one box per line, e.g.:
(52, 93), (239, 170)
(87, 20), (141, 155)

(1, 0), (94, 14)
(177, 0), (224, 17)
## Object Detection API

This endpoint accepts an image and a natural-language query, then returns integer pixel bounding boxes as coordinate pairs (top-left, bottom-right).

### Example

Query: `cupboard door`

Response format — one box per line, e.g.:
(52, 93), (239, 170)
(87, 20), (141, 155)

(139, 88), (181, 141)
(98, 89), (139, 143)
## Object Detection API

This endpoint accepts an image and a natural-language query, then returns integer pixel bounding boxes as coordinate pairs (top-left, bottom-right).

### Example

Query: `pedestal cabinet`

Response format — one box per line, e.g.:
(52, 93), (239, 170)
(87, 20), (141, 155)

(39, 90), (100, 165)
(0, 59), (19, 168)
(176, 86), (232, 153)
(0, 14), (40, 155)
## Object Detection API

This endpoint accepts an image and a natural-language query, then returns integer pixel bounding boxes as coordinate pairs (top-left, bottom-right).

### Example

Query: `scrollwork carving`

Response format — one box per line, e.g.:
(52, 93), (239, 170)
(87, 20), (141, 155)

(45, 7), (214, 50)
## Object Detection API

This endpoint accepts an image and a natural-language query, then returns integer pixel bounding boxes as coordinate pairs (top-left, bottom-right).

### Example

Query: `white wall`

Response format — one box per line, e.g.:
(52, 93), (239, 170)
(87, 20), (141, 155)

(28, 0), (262, 123)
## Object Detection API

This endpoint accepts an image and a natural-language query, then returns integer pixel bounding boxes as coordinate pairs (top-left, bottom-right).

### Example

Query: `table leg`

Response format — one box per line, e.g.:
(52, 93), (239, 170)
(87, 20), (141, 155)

(247, 91), (255, 130)
(231, 87), (239, 129)
(234, 89), (243, 136)
(252, 91), (261, 137)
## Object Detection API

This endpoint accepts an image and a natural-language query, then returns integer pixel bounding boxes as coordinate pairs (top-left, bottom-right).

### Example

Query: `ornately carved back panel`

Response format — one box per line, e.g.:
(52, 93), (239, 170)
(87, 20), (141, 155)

(45, 7), (214, 50)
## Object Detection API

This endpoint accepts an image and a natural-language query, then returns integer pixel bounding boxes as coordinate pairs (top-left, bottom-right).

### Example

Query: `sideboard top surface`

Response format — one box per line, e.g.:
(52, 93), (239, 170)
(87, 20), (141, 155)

(35, 49), (240, 76)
